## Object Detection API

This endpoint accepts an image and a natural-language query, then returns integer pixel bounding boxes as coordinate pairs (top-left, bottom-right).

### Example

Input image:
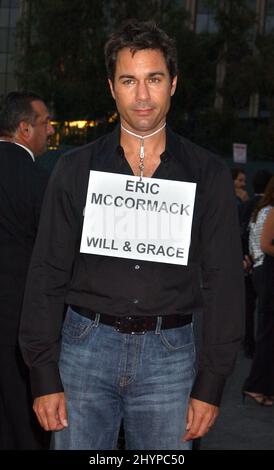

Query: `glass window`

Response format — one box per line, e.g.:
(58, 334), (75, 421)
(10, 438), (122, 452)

(0, 0), (20, 7)
(8, 28), (16, 52)
(267, 0), (274, 14)
(10, 7), (20, 27)
(0, 28), (8, 52)
(0, 72), (6, 94)
(196, 0), (217, 32)
(197, 0), (214, 14)
(0, 1), (19, 95)
(6, 72), (17, 91)
(196, 13), (218, 32)
(7, 53), (15, 73)
(266, 0), (274, 32)
(0, 5), (19, 27)
(0, 73), (17, 96)
(265, 15), (274, 32)
(246, 0), (257, 11)
(0, 8), (10, 27)
(0, 72), (17, 95)
(0, 52), (7, 73)
(0, 28), (16, 53)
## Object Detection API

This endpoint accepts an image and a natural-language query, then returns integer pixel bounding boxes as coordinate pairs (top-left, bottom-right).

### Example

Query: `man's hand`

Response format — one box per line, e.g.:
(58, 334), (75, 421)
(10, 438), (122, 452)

(33, 392), (68, 432)
(183, 398), (219, 442)
(243, 255), (252, 273)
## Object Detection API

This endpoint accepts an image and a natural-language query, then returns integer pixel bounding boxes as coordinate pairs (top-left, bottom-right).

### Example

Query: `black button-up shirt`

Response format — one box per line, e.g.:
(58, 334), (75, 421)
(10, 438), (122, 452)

(20, 126), (244, 405)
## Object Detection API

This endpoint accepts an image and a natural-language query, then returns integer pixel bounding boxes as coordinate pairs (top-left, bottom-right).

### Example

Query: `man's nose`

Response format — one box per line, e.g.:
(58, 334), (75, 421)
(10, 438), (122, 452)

(136, 81), (150, 101)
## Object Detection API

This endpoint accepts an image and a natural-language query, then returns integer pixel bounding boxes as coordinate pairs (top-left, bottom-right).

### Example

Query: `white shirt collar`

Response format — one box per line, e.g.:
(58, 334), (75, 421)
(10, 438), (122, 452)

(0, 140), (35, 162)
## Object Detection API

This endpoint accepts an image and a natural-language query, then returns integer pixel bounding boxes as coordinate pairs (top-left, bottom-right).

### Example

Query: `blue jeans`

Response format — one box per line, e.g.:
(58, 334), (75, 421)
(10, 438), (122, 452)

(53, 307), (196, 450)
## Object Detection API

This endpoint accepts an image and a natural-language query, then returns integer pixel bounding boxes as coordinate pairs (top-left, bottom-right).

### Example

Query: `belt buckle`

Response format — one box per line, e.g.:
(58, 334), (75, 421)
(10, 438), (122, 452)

(115, 317), (146, 335)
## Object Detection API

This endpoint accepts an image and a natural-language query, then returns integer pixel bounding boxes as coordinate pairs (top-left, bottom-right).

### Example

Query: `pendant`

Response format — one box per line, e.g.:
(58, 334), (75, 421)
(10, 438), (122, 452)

(139, 138), (145, 180)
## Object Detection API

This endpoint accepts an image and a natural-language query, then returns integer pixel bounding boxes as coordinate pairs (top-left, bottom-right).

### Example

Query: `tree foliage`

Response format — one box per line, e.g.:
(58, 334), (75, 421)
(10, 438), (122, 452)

(16, 0), (215, 122)
(17, 0), (110, 119)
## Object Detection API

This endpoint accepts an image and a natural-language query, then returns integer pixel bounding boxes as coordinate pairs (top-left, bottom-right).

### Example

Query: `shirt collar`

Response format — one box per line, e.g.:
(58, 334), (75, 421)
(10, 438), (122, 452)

(0, 140), (35, 161)
(14, 142), (35, 161)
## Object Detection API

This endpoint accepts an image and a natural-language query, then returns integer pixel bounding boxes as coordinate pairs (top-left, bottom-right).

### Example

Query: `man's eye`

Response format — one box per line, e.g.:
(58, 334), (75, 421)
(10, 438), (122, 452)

(149, 77), (161, 83)
(122, 79), (135, 85)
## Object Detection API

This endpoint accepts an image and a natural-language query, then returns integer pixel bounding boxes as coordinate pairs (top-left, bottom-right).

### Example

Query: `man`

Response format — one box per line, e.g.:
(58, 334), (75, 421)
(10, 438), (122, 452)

(0, 91), (54, 449)
(231, 167), (249, 204)
(20, 21), (244, 450)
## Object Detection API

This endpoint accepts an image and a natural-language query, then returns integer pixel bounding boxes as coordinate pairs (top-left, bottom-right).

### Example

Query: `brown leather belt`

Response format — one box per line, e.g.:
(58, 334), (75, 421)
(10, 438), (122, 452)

(70, 305), (192, 334)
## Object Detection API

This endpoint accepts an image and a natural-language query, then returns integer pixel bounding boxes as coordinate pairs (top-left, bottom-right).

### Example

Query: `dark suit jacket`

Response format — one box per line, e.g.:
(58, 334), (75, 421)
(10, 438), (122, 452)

(0, 142), (48, 344)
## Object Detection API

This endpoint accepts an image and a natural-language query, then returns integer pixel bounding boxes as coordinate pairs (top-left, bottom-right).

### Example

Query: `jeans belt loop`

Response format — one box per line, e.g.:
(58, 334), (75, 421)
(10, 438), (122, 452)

(94, 313), (100, 327)
(155, 316), (162, 335)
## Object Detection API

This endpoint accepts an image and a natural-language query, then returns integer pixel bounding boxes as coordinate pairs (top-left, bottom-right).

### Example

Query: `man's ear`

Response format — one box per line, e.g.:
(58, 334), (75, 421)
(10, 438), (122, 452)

(18, 121), (31, 140)
(108, 79), (116, 100)
(170, 75), (177, 96)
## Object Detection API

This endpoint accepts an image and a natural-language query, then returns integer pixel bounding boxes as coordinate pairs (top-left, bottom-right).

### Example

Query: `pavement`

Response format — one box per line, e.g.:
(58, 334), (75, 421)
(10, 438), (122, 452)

(199, 349), (274, 450)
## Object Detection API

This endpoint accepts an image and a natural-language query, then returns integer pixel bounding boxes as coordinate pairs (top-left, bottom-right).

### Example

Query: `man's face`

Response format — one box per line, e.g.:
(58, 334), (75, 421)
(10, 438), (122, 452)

(234, 172), (246, 190)
(109, 48), (177, 133)
(28, 100), (54, 156)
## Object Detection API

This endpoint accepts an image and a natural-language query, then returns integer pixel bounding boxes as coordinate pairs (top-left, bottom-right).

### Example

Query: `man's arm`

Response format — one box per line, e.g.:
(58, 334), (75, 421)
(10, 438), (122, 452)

(185, 161), (244, 439)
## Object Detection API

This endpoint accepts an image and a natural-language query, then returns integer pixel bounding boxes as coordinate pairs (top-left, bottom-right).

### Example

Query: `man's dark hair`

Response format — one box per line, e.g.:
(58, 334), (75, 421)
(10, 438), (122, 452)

(0, 90), (44, 137)
(104, 19), (178, 83)
(231, 167), (245, 181)
(252, 169), (272, 194)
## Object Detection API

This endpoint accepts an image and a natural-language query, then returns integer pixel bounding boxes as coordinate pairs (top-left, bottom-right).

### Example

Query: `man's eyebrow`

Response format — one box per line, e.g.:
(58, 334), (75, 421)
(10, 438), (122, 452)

(118, 74), (135, 80)
(118, 72), (166, 80)
(147, 72), (165, 77)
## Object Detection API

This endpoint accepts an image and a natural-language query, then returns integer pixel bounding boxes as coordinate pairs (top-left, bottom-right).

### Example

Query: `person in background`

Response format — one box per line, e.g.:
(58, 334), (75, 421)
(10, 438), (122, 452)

(259, 205), (274, 403)
(231, 167), (249, 204)
(0, 91), (54, 449)
(242, 176), (274, 405)
(19, 20), (244, 450)
(239, 170), (272, 358)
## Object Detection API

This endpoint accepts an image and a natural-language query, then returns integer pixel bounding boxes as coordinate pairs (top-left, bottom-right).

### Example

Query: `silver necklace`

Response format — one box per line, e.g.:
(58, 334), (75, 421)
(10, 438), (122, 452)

(121, 122), (166, 179)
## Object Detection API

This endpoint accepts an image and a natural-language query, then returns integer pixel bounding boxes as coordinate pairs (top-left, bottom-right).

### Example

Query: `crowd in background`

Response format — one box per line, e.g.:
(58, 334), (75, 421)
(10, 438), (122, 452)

(231, 168), (274, 407)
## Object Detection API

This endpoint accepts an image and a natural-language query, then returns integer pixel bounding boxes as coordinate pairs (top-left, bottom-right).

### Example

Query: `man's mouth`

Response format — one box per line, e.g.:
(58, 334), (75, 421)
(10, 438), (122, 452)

(133, 108), (154, 115)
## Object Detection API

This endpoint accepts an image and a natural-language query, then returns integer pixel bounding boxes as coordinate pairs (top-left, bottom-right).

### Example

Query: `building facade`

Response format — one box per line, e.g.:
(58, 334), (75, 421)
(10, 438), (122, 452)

(183, 0), (274, 35)
(0, 0), (21, 97)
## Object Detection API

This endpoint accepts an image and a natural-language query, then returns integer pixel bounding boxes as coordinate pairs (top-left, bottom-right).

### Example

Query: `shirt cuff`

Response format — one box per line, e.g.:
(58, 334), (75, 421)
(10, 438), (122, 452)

(190, 369), (226, 406)
(30, 364), (64, 399)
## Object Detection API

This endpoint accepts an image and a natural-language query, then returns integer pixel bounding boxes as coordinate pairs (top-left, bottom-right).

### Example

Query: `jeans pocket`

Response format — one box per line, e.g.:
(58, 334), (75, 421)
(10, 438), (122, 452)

(159, 323), (194, 351)
(62, 306), (96, 342)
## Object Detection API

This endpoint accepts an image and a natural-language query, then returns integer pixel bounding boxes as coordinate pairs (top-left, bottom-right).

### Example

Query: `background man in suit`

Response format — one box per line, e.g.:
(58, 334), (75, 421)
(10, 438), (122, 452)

(0, 91), (54, 449)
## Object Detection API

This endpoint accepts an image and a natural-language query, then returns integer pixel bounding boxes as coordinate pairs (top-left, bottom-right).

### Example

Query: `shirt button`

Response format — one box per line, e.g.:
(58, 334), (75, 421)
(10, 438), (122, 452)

(133, 299), (139, 304)
(134, 264), (140, 270)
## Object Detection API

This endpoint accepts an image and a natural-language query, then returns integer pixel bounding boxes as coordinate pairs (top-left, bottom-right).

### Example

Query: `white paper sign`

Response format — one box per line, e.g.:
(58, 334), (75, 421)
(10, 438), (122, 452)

(233, 143), (247, 164)
(80, 171), (196, 265)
